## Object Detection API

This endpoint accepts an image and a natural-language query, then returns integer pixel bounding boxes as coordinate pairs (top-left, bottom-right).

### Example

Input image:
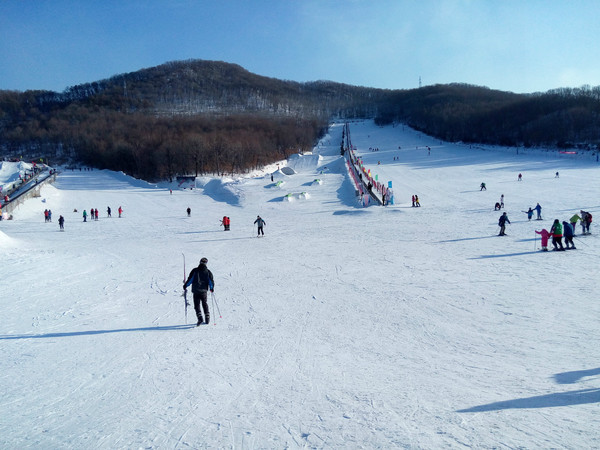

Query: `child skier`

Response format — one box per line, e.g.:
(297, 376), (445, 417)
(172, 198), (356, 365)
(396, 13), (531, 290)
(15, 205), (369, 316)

(535, 229), (550, 251)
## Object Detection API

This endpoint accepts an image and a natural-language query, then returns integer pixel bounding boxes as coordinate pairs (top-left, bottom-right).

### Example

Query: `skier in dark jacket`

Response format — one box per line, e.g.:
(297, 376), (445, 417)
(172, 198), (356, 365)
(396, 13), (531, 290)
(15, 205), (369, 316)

(562, 221), (575, 249)
(254, 215), (266, 236)
(498, 212), (510, 236)
(184, 257), (214, 325)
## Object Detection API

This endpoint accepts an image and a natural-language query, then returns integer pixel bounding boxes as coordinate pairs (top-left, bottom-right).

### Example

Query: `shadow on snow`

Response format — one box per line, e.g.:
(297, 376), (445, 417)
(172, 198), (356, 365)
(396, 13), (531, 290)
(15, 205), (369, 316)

(457, 388), (600, 412)
(0, 324), (195, 340)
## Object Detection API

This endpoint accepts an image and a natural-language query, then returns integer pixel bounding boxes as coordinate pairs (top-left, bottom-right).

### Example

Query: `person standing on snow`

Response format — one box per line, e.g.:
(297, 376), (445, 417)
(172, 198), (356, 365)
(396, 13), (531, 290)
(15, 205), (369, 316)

(562, 221), (576, 249)
(535, 228), (550, 251)
(183, 257), (214, 326)
(58, 215), (65, 231)
(526, 207), (534, 221)
(580, 210), (592, 234)
(480, 182), (486, 191)
(569, 212), (581, 235)
(254, 215), (266, 236)
(107, 206), (112, 217)
(534, 203), (542, 220)
(118, 206), (123, 218)
(221, 216), (230, 231)
(83, 210), (88, 222)
(549, 219), (564, 251)
(498, 212), (510, 236)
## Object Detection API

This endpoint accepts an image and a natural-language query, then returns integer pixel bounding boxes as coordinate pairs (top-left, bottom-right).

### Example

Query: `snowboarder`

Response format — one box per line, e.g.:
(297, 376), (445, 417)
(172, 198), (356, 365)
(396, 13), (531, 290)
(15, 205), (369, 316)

(480, 182), (486, 191)
(535, 228), (550, 251)
(58, 215), (64, 231)
(183, 257), (214, 326)
(500, 195), (504, 208)
(254, 215), (266, 236)
(549, 219), (564, 251)
(562, 221), (576, 249)
(187, 207), (191, 217)
(498, 212), (510, 236)
(495, 202), (501, 211)
(534, 203), (542, 220)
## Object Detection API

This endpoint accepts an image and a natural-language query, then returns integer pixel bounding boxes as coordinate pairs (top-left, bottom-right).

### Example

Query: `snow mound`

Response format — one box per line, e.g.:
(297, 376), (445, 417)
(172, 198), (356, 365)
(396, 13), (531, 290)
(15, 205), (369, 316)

(195, 177), (243, 205)
(286, 153), (322, 172)
(0, 229), (17, 248)
(270, 169), (292, 180)
(283, 192), (310, 201)
(280, 166), (296, 175)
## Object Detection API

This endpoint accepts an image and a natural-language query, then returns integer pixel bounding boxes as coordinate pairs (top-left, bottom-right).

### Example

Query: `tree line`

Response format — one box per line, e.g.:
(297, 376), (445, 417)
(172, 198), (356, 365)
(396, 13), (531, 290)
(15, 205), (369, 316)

(2, 60), (600, 182)
(375, 84), (600, 149)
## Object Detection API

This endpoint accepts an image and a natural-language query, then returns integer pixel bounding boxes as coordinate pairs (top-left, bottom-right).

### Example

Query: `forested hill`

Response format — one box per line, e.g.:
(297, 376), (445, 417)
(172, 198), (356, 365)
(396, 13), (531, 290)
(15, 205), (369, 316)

(1, 59), (599, 181)
(21, 60), (388, 119)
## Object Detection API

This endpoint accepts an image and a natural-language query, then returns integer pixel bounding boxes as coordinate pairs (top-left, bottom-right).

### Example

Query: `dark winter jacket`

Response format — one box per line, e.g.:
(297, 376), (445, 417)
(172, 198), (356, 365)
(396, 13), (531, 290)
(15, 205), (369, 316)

(498, 214), (510, 226)
(562, 221), (573, 237)
(184, 264), (214, 293)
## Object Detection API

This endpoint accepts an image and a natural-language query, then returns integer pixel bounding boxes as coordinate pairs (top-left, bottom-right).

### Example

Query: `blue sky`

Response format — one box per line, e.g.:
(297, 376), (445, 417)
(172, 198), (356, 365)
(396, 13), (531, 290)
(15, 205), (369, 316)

(1, 0), (599, 94)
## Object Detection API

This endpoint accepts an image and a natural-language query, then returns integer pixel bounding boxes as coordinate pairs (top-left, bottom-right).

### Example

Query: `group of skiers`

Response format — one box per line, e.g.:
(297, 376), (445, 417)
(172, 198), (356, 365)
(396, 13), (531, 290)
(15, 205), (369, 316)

(534, 210), (593, 251)
(43, 205), (122, 230)
(82, 206), (121, 222)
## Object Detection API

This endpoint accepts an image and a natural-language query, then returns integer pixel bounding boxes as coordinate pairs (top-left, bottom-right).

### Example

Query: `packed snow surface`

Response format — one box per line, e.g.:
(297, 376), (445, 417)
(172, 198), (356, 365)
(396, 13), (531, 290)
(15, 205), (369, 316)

(1, 121), (599, 448)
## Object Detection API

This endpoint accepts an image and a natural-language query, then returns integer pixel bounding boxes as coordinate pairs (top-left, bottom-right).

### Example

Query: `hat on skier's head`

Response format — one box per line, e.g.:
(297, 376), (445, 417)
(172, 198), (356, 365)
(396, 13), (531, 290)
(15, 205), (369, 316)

(200, 257), (208, 264)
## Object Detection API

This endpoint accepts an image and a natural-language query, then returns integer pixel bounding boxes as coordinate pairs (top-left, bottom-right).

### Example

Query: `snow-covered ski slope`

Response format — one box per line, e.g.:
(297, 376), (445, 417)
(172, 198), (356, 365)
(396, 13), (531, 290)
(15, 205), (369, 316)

(1, 121), (599, 448)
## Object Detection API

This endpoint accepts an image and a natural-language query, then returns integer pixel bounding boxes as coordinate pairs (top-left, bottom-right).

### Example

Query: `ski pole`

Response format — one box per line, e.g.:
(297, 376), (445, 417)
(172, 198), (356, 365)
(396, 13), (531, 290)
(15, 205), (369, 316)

(211, 291), (222, 319)
(573, 236), (589, 247)
(183, 252), (188, 324)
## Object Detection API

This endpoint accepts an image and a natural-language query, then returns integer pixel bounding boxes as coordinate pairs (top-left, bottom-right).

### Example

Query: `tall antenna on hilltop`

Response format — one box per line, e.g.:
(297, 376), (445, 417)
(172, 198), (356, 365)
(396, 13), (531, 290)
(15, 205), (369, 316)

(419, 76), (422, 88)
